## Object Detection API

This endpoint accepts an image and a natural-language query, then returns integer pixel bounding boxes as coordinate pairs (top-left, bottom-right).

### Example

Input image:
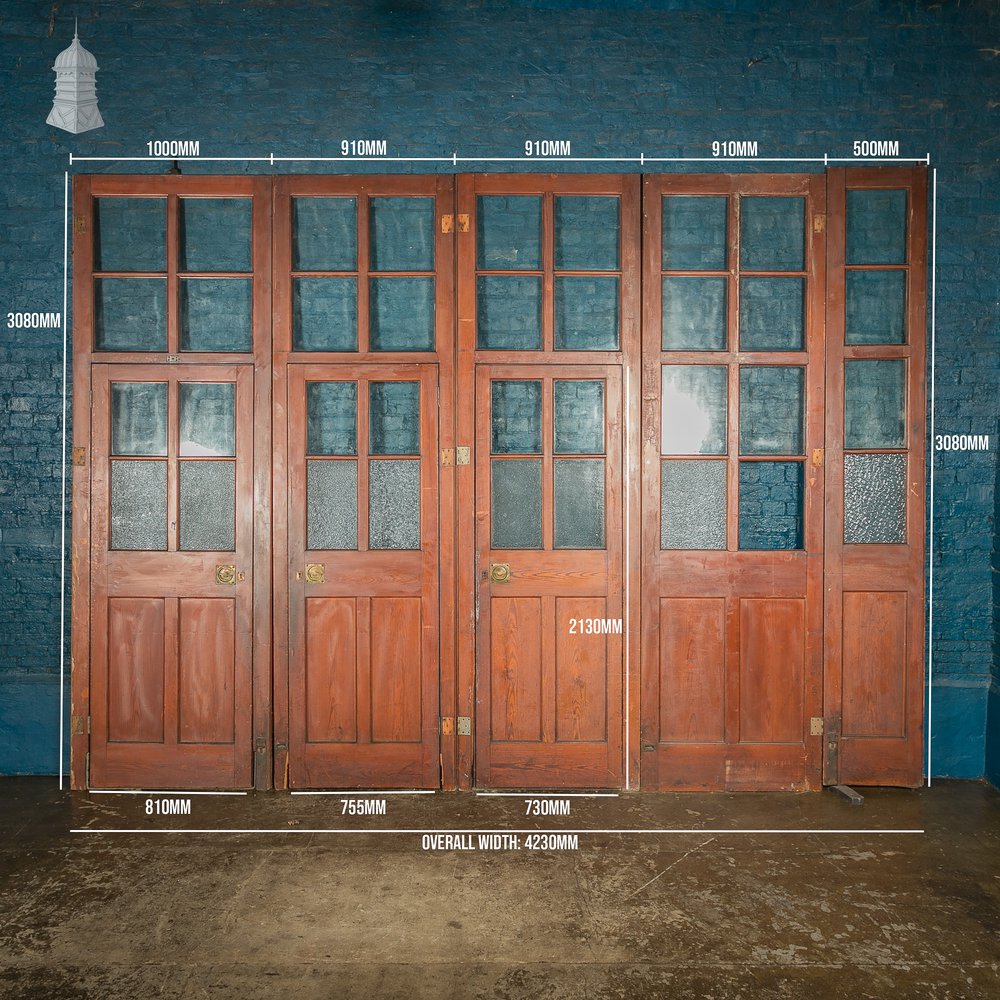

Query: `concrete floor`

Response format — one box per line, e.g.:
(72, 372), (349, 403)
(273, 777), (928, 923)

(0, 779), (998, 999)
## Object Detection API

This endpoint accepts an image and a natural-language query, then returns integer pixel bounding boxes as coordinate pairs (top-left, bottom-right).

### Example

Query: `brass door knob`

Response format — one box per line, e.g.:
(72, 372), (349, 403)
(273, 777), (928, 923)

(305, 563), (326, 584)
(216, 564), (237, 585)
(489, 563), (511, 584)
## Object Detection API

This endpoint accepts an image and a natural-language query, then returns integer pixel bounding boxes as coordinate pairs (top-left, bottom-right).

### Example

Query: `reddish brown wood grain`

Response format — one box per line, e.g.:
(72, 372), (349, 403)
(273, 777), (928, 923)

(305, 597), (358, 743)
(178, 598), (236, 745)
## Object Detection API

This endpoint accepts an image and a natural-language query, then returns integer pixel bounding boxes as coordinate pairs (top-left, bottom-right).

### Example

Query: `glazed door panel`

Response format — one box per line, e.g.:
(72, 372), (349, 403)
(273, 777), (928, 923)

(474, 365), (624, 787)
(89, 364), (255, 788)
(285, 364), (440, 788)
(640, 175), (826, 790)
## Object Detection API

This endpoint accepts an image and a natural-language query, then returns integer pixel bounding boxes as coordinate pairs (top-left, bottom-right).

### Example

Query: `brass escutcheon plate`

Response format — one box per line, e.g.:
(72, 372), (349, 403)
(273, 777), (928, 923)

(215, 564), (237, 586)
(489, 562), (511, 584)
(305, 563), (326, 584)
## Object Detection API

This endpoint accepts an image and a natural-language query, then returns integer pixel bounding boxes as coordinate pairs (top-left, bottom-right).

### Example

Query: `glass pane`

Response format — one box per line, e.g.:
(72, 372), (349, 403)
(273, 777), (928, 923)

(476, 276), (542, 350)
(369, 277), (434, 351)
(491, 380), (542, 454)
(477, 196), (541, 270)
(554, 196), (619, 270)
(739, 277), (804, 351)
(370, 382), (420, 455)
(847, 189), (907, 265)
(555, 276), (619, 350)
(491, 459), (542, 549)
(95, 278), (167, 352)
(370, 197), (434, 271)
(307, 382), (357, 456)
(740, 197), (805, 272)
(739, 461), (803, 550)
(307, 460), (357, 550)
(369, 459), (420, 550)
(179, 462), (235, 551)
(180, 279), (252, 352)
(661, 366), (727, 455)
(292, 278), (357, 351)
(554, 380), (604, 454)
(739, 367), (804, 455)
(292, 197), (357, 271)
(662, 277), (727, 351)
(179, 199), (251, 272)
(662, 196), (727, 271)
(180, 383), (235, 457)
(554, 459), (605, 549)
(110, 460), (167, 551)
(112, 383), (167, 456)
(845, 360), (906, 449)
(844, 454), (907, 544)
(95, 198), (166, 272)
(661, 460), (727, 550)
(845, 270), (906, 345)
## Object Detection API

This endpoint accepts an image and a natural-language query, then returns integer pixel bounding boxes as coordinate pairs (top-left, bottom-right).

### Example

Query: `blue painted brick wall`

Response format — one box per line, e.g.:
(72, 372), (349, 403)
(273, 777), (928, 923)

(0, 0), (997, 776)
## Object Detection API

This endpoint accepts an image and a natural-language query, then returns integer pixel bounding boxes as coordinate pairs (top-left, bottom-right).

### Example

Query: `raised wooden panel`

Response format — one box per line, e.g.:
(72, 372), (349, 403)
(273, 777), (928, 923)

(370, 597), (422, 744)
(305, 597), (358, 743)
(178, 598), (235, 744)
(842, 591), (907, 738)
(107, 597), (164, 743)
(555, 597), (607, 742)
(660, 598), (726, 743)
(739, 599), (804, 744)
(491, 597), (543, 742)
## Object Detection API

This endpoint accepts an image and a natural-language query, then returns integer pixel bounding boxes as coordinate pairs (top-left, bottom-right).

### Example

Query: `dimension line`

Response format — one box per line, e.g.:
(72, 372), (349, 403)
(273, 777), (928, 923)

(89, 790), (248, 796)
(476, 792), (619, 798)
(70, 827), (925, 835)
(291, 790), (437, 796)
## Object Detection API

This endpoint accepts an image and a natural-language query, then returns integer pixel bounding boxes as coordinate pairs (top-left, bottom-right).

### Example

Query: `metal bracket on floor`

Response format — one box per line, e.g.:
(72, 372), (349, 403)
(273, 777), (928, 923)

(830, 784), (864, 806)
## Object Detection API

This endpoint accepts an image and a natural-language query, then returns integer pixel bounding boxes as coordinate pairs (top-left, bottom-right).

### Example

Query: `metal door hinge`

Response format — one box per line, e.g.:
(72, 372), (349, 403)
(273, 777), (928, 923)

(441, 448), (454, 466)
(74, 215), (87, 235)
(456, 446), (470, 465)
(441, 215), (454, 233)
(440, 717), (454, 735)
(810, 716), (824, 736)
(457, 717), (472, 736)
(813, 213), (826, 234)
(456, 214), (470, 233)
(811, 448), (823, 467)
(71, 714), (85, 735)
(72, 446), (85, 467)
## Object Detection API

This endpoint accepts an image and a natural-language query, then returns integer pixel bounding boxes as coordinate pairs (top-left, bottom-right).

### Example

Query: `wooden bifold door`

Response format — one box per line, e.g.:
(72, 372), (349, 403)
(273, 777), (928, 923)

(72, 170), (927, 791)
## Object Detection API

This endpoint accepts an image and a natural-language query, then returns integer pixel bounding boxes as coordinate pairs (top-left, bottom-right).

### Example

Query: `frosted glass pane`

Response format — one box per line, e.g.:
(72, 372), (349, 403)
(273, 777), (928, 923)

(180, 383), (235, 457)
(554, 196), (619, 270)
(662, 196), (727, 271)
(179, 198), (252, 272)
(739, 367), (804, 455)
(847, 189), (907, 265)
(293, 278), (358, 351)
(112, 382), (166, 456)
(110, 460), (166, 551)
(844, 454), (907, 544)
(554, 380), (604, 454)
(477, 276), (542, 350)
(662, 277), (728, 351)
(555, 276), (619, 350)
(96, 198), (166, 272)
(292, 197), (357, 271)
(95, 278), (167, 352)
(307, 382), (357, 456)
(179, 462), (235, 551)
(554, 459), (605, 549)
(180, 279), (252, 352)
(492, 380), (542, 454)
(370, 382), (420, 455)
(661, 460), (726, 550)
(739, 277), (804, 351)
(491, 459), (542, 549)
(369, 459), (421, 550)
(369, 277), (435, 351)
(845, 270), (906, 345)
(740, 197), (805, 271)
(845, 360), (906, 449)
(370, 197), (434, 271)
(661, 366), (727, 455)
(477, 196), (541, 269)
(739, 461), (803, 550)
(307, 460), (357, 550)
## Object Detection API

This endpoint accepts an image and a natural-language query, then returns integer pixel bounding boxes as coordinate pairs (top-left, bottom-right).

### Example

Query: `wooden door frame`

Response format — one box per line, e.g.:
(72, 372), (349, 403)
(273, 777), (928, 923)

(70, 174), (272, 789)
(271, 175), (457, 789)
(455, 174), (642, 789)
